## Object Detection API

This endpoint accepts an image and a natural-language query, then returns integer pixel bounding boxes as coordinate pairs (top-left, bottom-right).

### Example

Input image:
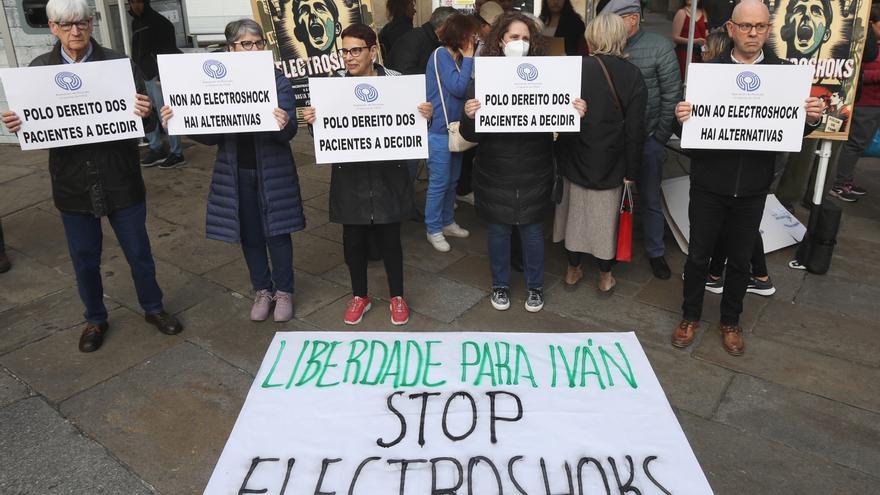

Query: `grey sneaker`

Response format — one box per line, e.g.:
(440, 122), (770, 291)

(490, 287), (510, 311)
(747, 276), (776, 296)
(525, 288), (544, 312)
(705, 275), (724, 294)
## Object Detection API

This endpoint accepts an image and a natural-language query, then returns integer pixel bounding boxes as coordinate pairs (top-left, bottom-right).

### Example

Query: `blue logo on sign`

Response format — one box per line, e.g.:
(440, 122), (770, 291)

(354, 83), (379, 102)
(55, 71), (83, 91)
(736, 71), (760, 92)
(203, 59), (228, 79)
(516, 63), (538, 81)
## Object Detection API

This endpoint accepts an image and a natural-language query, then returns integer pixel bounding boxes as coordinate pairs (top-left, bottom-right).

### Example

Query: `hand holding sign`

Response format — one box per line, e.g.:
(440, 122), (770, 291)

(272, 108), (289, 130)
(676, 101), (692, 124)
(134, 94), (152, 119)
(805, 96), (824, 125)
(1, 111), (21, 134)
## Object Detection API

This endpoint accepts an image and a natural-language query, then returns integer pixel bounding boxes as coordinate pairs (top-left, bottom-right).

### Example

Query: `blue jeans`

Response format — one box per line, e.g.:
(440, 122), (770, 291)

(425, 132), (462, 234)
(60, 202), (163, 324)
(488, 222), (544, 290)
(144, 77), (182, 156)
(238, 168), (294, 293)
(638, 137), (667, 258)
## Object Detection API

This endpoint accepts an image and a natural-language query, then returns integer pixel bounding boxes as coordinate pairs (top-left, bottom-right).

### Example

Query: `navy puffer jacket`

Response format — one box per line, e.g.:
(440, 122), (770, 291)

(193, 70), (305, 242)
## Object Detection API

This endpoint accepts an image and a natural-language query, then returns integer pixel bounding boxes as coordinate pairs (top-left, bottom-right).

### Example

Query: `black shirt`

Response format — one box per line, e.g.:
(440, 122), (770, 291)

(237, 134), (257, 169)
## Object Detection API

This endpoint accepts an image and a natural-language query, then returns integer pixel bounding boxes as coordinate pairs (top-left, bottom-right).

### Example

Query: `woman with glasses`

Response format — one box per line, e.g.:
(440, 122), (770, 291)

(160, 19), (305, 323)
(302, 24), (432, 326)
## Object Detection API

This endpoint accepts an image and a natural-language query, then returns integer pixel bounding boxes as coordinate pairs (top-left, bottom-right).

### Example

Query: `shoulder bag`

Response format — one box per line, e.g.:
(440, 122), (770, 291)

(433, 47), (477, 152)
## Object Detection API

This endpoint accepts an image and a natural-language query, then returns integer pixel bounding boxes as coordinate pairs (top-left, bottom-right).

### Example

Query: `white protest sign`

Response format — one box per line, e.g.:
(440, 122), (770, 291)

(158, 51), (279, 135)
(204, 331), (714, 495)
(475, 56), (581, 133)
(0, 59), (143, 150)
(681, 64), (814, 152)
(660, 175), (806, 254)
(309, 75), (429, 164)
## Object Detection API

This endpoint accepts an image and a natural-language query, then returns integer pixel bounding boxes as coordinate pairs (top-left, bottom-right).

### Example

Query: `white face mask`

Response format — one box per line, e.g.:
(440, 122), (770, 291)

(503, 39), (530, 57)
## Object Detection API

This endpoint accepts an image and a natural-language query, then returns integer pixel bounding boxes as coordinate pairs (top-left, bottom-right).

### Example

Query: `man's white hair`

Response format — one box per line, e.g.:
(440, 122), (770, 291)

(46, 0), (92, 23)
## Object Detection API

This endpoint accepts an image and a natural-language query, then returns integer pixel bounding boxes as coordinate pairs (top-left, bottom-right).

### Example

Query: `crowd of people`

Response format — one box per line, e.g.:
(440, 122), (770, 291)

(0, 0), (849, 359)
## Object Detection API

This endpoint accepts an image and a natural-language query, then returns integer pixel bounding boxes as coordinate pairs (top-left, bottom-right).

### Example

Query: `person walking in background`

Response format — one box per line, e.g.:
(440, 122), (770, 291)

(303, 24), (432, 326)
(671, 0), (708, 77)
(461, 12), (587, 312)
(379, 0), (415, 59)
(554, 14), (647, 293)
(161, 19), (304, 323)
(129, 0), (184, 169)
(0, 220), (10, 273)
(603, 0), (682, 281)
(1, 0), (183, 353)
(539, 0), (586, 55)
(424, 13), (479, 253)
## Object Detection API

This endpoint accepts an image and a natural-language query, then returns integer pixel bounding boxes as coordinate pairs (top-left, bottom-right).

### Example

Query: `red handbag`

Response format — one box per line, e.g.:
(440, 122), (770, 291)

(616, 183), (634, 263)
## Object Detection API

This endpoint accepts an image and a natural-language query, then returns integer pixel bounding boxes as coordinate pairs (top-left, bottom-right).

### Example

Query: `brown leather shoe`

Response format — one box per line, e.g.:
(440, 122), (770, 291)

(671, 319), (699, 348)
(564, 265), (583, 290)
(79, 321), (109, 353)
(720, 324), (745, 356)
(145, 311), (183, 335)
(598, 270), (616, 292)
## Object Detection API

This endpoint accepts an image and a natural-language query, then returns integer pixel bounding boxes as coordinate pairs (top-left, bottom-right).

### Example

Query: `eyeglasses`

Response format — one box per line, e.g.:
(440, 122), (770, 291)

(52, 19), (91, 31)
(340, 46), (371, 57)
(232, 39), (267, 50)
(729, 21), (770, 34)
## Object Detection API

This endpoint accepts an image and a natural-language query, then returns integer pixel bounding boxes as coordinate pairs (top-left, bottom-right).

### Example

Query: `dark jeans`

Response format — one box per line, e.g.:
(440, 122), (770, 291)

(682, 188), (764, 326)
(343, 222), (403, 297)
(834, 106), (880, 185)
(60, 202), (163, 324)
(238, 169), (294, 293)
(487, 222), (544, 289)
(709, 233), (767, 278)
(638, 137), (667, 258)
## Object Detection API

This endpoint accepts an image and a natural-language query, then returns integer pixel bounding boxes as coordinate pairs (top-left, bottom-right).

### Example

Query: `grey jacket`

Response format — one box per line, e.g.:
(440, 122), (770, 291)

(624, 29), (681, 144)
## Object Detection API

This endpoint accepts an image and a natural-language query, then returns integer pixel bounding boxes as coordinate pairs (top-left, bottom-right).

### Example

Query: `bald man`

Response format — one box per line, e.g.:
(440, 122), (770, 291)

(671, 0), (825, 356)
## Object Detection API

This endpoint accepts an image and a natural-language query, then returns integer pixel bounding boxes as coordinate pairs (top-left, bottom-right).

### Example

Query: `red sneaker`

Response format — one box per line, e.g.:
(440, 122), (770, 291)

(389, 296), (410, 325)
(344, 296), (371, 325)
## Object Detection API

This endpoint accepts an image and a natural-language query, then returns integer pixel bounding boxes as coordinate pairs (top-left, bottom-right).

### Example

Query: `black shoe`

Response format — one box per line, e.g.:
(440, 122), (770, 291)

(141, 149), (166, 167)
(158, 153), (186, 169)
(145, 311), (183, 335)
(79, 321), (109, 353)
(0, 250), (10, 273)
(649, 256), (672, 280)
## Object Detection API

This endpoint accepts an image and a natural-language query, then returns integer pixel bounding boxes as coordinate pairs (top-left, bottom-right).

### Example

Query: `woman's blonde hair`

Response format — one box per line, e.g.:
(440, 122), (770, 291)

(585, 14), (628, 57)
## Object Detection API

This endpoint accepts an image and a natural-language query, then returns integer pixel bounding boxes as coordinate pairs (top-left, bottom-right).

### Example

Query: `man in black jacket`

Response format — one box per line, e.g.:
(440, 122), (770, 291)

(671, 0), (824, 356)
(130, 0), (184, 169)
(1, 0), (182, 353)
(385, 6), (455, 75)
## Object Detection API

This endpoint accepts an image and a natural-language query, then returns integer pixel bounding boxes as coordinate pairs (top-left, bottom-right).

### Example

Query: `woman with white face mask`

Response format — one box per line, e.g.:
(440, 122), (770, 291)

(461, 13), (587, 313)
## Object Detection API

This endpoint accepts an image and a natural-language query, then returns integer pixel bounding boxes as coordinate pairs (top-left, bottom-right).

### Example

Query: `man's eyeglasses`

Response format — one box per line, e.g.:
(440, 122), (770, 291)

(232, 40), (267, 50)
(52, 19), (91, 31)
(729, 21), (770, 34)
(340, 46), (371, 57)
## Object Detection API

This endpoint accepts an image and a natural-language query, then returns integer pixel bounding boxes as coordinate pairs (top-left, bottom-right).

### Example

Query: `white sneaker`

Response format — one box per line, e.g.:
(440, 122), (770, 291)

(456, 192), (475, 205)
(427, 232), (451, 252)
(442, 222), (470, 238)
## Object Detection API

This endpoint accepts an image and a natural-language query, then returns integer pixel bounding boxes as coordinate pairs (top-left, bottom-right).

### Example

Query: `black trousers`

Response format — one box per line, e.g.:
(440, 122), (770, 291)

(343, 223), (403, 298)
(709, 232), (767, 278)
(683, 188), (764, 326)
(456, 146), (476, 196)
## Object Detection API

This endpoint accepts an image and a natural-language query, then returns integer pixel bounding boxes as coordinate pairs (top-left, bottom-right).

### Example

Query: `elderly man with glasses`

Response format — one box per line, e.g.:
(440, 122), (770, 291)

(671, 0), (824, 357)
(0, 0), (183, 353)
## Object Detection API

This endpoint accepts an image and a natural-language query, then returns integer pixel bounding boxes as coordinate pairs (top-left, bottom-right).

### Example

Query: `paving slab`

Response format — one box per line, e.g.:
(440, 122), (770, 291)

(754, 300), (880, 368)
(150, 229), (242, 275)
(693, 333), (880, 413)
(180, 289), (319, 374)
(0, 307), (182, 403)
(0, 171), (53, 217)
(837, 214), (880, 244)
(293, 231), (346, 275)
(0, 250), (71, 310)
(0, 149), (50, 168)
(0, 164), (35, 185)
(296, 162), (330, 183)
(678, 410), (880, 495)
(1, 206), (74, 270)
(303, 191), (331, 211)
(715, 375), (880, 476)
(795, 272), (880, 322)
(322, 262), (486, 322)
(150, 195), (208, 230)
(642, 346), (733, 419)
(397, 220), (468, 273)
(303, 294), (449, 332)
(452, 295), (596, 333)
(439, 253), (562, 294)
(0, 368), (31, 408)
(60, 343), (252, 495)
(141, 168), (210, 208)
(298, 176), (331, 202)
(300, 204), (330, 234)
(0, 397), (155, 495)
(307, 220), (343, 244)
(0, 286), (107, 356)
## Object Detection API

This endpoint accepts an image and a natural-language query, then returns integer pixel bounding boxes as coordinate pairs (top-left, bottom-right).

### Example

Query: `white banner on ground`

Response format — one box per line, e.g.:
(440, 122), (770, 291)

(475, 56), (581, 133)
(204, 331), (713, 495)
(309, 75), (429, 164)
(0, 59), (143, 150)
(158, 51), (279, 135)
(681, 64), (814, 152)
(661, 175), (807, 254)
